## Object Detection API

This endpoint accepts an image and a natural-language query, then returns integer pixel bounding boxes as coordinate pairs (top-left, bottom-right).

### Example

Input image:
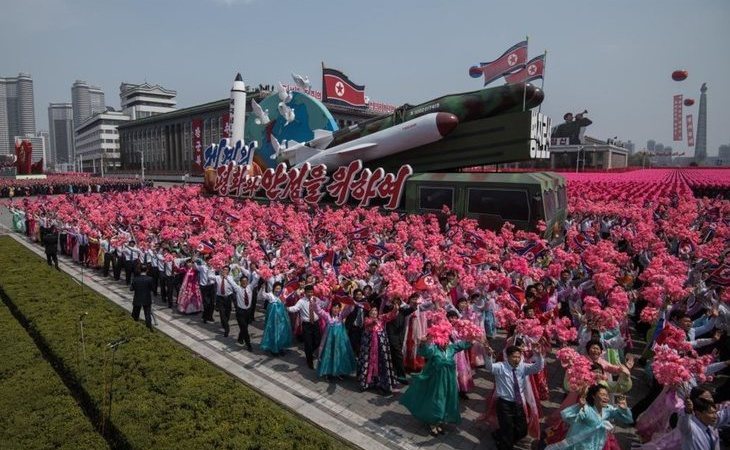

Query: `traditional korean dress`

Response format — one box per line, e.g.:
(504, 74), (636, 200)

(11, 209), (26, 233)
(316, 303), (357, 378)
(358, 309), (398, 392)
(260, 292), (293, 354)
(451, 330), (474, 393)
(545, 403), (632, 450)
(399, 341), (471, 425)
(403, 307), (427, 373)
(177, 266), (203, 314)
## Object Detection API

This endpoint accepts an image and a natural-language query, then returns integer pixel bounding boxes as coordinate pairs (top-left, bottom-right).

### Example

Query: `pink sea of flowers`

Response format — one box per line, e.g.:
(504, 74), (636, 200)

(12, 168), (730, 388)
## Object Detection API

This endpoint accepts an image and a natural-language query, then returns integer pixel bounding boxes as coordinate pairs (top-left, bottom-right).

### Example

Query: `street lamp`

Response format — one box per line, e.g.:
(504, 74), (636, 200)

(136, 150), (145, 182)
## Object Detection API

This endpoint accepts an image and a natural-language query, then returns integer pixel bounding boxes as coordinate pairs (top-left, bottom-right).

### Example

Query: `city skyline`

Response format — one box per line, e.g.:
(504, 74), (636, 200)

(1, 0), (729, 156)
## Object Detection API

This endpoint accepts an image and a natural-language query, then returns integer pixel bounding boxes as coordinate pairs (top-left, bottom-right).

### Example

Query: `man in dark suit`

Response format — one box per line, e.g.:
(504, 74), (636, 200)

(130, 264), (155, 330)
(42, 226), (59, 270)
(385, 296), (415, 384)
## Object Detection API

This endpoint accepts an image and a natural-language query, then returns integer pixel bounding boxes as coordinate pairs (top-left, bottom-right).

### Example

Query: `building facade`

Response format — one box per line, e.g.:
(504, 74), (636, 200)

(548, 136), (629, 170)
(120, 82), (177, 120)
(48, 102), (74, 168)
(0, 73), (36, 155)
(118, 93), (383, 175)
(74, 111), (129, 174)
(71, 80), (106, 129)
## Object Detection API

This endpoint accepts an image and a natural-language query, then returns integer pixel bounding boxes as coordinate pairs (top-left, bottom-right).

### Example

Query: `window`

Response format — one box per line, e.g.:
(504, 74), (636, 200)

(467, 188), (530, 221)
(418, 186), (454, 211)
(543, 189), (557, 220)
(557, 185), (567, 210)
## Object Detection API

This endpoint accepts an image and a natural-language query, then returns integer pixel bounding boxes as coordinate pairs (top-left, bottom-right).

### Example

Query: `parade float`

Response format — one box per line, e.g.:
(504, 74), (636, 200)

(201, 65), (562, 238)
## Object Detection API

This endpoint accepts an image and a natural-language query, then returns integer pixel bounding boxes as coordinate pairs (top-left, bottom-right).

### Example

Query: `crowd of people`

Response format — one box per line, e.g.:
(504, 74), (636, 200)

(0, 174), (148, 198)
(7, 170), (730, 450)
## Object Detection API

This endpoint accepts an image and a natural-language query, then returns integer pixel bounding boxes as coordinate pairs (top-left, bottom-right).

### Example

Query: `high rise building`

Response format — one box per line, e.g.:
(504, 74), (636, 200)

(48, 103), (74, 167)
(719, 144), (730, 161)
(695, 83), (708, 162)
(71, 80), (106, 127)
(120, 82), (177, 120)
(0, 73), (36, 155)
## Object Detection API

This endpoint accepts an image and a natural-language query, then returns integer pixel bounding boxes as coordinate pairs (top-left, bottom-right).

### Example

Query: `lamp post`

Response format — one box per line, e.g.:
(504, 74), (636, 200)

(136, 150), (145, 182)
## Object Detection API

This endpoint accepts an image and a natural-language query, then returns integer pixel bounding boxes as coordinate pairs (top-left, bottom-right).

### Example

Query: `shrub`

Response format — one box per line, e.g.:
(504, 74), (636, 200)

(0, 300), (108, 449)
(0, 237), (349, 450)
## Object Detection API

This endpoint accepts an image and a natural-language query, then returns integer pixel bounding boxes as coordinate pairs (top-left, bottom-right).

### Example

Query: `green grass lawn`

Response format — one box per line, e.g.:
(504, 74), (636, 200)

(0, 236), (353, 450)
(0, 298), (108, 449)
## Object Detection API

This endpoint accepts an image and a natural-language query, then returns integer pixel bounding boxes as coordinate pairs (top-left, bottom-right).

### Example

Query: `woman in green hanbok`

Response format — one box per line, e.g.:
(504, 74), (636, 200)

(11, 208), (26, 233)
(399, 336), (472, 436)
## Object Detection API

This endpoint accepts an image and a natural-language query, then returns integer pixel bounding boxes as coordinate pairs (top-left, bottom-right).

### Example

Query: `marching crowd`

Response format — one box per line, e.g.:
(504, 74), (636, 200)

(0, 175), (149, 198)
(7, 178), (730, 450)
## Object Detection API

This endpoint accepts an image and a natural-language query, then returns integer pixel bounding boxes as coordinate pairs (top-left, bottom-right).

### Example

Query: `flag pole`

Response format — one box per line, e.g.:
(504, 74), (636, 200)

(522, 35), (529, 111)
(321, 61), (326, 102)
(537, 50), (548, 116)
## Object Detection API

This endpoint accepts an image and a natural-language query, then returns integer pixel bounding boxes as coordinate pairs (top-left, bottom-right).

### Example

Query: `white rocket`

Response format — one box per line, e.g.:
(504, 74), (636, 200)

(271, 112), (458, 169)
(229, 73), (247, 161)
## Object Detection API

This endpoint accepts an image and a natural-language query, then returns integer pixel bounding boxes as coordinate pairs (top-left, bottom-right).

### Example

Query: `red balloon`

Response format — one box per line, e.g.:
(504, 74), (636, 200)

(672, 70), (688, 81)
(683, 98), (695, 106)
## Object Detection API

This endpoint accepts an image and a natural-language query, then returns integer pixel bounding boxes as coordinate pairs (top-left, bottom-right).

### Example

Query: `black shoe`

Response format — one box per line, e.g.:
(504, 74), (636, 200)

(459, 392), (469, 400)
(223, 330), (229, 337)
(246, 344), (253, 352)
(307, 361), (314, 370)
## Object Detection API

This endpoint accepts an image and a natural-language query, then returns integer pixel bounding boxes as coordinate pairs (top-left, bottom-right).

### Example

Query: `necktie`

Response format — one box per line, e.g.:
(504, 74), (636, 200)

(309, 298), (317, 323)
(244, 289), (249, 308)
(220, 277), (225, 295)
(512, 368), (523, 405)
(706, 427), (715, 450)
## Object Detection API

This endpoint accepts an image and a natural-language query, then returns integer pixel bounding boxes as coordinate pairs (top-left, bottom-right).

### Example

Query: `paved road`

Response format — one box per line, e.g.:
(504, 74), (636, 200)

(0, 201), (644, 450)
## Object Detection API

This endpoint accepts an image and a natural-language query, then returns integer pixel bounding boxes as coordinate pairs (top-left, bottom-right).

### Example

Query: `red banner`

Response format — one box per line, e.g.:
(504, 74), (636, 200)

(221, 113), (230, 139)
(192, 118), (204, 175)
(686, 114), (694, 147)
(15, 140), (32, 175)
(673, 95), (683, 141)
(209, 160), (412, 210)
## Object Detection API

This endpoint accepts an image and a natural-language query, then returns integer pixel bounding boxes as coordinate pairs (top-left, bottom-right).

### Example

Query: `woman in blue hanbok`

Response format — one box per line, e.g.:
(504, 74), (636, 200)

(260, 282), (293, 356)
(315, 301), (357, 380)
(546, 384), (633, 450)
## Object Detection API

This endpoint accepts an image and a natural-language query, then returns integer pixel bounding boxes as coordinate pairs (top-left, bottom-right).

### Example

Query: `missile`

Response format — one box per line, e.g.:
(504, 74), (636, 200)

(229, 73), (247, 160)
(325, 82), (543, 150)
(276, 112), (458, 169)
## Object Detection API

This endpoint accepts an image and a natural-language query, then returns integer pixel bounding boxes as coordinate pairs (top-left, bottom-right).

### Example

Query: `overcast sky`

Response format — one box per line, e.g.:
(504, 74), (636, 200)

(2, 0), (729, 155)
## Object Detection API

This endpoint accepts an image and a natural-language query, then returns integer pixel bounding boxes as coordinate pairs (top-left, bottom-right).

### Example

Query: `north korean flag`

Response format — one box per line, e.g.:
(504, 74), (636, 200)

(504, 54), (545, 84)
(413, 275), (438, 291)
(469, 40), (528, 86)
(322, 67), (367, 108)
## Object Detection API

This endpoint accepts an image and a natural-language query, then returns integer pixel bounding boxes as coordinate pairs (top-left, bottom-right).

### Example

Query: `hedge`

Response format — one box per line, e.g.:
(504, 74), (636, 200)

(0, 237), (351, 450)
(0, 301), (109, 450)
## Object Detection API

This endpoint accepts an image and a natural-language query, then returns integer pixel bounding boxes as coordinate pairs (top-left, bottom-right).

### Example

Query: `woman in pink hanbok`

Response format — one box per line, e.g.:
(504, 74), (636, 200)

(447, 310), (474, 398)
(177, 260), (202, 314)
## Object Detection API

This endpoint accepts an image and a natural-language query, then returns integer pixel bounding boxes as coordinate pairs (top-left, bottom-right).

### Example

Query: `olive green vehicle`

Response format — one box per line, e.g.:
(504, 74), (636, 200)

(403, 171), (567, 240)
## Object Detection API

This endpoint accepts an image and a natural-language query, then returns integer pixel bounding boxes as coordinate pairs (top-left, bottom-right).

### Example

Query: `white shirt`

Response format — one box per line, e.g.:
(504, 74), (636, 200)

(679, 413), (720, 450)
(195, 261), (215, 286)
(485, 355), (544, 403)
(213, 274), (238, 297)
(235, 284), (253, 309)
(287, 296), (320, 323)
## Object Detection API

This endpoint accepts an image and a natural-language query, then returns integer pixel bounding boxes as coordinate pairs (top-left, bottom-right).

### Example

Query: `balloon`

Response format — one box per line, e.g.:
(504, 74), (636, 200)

(671, 70), (688, 81)
(683, 98), (695, 106)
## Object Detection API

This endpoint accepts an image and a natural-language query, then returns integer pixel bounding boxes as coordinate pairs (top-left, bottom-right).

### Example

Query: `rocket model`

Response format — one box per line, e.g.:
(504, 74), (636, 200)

(272, 112), (458, 168)
(269, 82), (543, 170)
(229, 73), (248, 162)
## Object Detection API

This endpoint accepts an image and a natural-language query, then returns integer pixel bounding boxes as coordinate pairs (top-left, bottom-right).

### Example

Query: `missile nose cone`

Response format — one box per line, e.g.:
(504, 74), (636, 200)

(436, 113), (459, 137)
(235, 73), (243, 82)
